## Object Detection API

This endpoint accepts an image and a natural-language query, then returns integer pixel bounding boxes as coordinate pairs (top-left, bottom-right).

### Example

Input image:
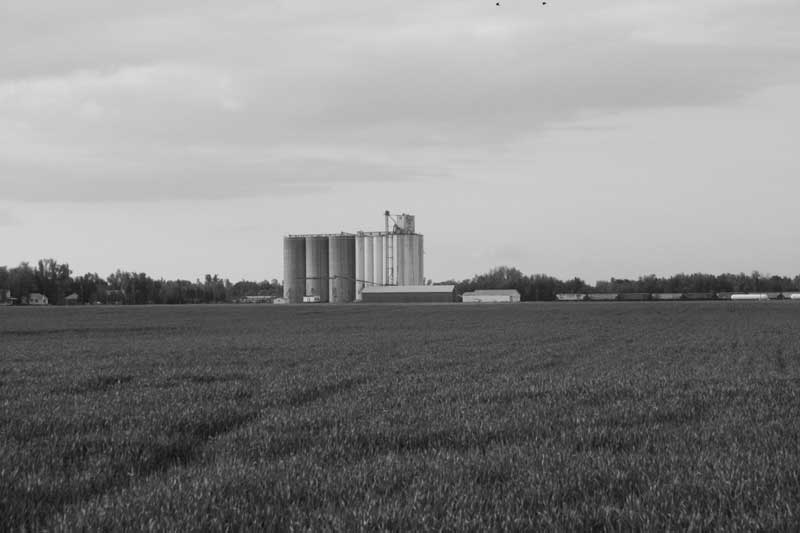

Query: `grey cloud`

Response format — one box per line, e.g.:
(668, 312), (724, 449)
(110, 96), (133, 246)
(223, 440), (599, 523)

(1, 0), (799, 203)
(0, 152), (437, 203)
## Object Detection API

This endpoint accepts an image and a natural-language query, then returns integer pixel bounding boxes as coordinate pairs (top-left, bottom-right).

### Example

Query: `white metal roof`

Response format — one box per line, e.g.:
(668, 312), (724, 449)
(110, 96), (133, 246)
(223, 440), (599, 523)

(361, 285), (454, 294)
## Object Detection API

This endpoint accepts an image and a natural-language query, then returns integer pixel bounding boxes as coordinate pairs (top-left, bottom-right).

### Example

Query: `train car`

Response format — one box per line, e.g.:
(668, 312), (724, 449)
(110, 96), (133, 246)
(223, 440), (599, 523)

(684, 292), (715, 300)
(651, 293), (684, 301)
(586, 293), (618, 301)
(618, 293), (651, 301)
(730, 293), (769, 301)
(556, 293), (587, 301)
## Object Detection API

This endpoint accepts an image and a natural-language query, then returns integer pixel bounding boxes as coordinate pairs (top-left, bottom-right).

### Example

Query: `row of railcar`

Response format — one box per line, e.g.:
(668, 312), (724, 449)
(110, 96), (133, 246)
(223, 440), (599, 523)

(556, 292), (800, 302)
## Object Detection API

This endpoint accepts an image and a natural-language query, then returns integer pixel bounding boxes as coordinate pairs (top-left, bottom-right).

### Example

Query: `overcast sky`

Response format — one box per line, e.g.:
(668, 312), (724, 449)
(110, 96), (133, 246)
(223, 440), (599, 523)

(1, 0), (799, 283)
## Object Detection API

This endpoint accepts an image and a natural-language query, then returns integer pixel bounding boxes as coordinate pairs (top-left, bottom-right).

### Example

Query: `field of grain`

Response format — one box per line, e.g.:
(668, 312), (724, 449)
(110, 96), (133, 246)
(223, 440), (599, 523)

(2, 302), (799, 530)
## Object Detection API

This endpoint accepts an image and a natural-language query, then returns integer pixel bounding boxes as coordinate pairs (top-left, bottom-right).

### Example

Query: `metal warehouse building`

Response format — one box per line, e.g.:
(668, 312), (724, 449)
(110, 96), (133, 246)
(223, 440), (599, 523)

(461, 289), (520, 303)
(361, 285), (455, 303)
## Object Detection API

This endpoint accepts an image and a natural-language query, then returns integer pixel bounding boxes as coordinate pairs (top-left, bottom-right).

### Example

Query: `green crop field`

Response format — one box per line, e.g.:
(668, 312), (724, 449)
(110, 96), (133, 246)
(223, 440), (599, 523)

(2, 302), (800, 530)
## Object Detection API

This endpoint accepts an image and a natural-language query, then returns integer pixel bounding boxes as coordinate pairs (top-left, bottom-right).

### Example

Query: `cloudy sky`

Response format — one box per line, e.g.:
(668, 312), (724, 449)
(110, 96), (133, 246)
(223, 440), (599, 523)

(1, 0), (799, 283)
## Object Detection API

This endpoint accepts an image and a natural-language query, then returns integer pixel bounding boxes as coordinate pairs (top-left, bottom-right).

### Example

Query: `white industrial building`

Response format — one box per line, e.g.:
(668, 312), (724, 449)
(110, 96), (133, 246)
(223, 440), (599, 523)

(361, 285), (454, 304)
(461, 289), (521, 303)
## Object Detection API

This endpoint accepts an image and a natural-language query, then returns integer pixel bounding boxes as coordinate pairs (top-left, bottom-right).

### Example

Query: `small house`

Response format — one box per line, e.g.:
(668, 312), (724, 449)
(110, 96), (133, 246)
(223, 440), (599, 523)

(27, 293), (49, 305)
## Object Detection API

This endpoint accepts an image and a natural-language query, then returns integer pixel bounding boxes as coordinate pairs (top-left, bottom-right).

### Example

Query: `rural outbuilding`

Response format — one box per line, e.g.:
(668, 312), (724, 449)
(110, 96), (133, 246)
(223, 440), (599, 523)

(65, 293), (81, 305)
(461, 289), (520, 303)
(27, 293), (48, 305)
(361, 285), (454, 303)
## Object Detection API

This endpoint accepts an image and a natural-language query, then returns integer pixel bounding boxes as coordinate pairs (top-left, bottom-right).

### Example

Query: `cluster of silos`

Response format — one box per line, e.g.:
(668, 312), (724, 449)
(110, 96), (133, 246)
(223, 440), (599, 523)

(282, 234), (356, 304)
(354, 233), (424, 301)
(283, 213), (424, 304)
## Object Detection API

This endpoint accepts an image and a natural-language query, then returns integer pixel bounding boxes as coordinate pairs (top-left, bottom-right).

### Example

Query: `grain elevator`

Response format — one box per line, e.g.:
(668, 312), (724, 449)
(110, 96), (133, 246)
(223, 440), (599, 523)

(282, 212), (424, 303)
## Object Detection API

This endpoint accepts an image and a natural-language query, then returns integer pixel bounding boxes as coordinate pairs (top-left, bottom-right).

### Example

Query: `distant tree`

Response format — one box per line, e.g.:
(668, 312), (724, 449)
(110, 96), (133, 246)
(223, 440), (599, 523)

(32, 259), (72, 304)
(8, 262), (36, 300)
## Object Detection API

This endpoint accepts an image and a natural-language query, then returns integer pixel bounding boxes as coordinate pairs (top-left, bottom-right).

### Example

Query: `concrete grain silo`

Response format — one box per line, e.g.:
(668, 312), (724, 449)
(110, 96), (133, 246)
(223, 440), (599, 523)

(373, 234), (384, 287)
(355, 234), (365, 301)
(395, 233), (424, 285)
(305, 236), (329, 302)
(282, 236), (306, 303)
(328, 234), (356, 303)
(364, 234), (374, 289)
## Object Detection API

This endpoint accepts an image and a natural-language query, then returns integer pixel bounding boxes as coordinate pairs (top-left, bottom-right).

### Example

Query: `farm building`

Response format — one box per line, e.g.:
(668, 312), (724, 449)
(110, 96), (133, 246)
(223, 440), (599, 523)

(586, 293), (618, 301)
(27, 293), (48, 305)
(65, 293), (81, 305)
(461, 289), (520, 303)
(651, 293), (683, 300)
(556, 293), (587, 301)
(361, 285), (454, 303)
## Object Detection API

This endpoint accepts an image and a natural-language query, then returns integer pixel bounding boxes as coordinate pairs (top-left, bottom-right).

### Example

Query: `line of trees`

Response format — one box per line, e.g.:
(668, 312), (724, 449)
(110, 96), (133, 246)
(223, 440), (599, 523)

(437, 266), (800, 302)
(4, 260), (799, 305)
(0, 259), (282, 305)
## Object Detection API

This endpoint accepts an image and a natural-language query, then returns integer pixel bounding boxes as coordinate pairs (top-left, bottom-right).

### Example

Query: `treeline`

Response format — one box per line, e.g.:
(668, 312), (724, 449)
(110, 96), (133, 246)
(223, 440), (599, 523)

(0, 259), (282, 305)
(438, 266), (800, 302)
